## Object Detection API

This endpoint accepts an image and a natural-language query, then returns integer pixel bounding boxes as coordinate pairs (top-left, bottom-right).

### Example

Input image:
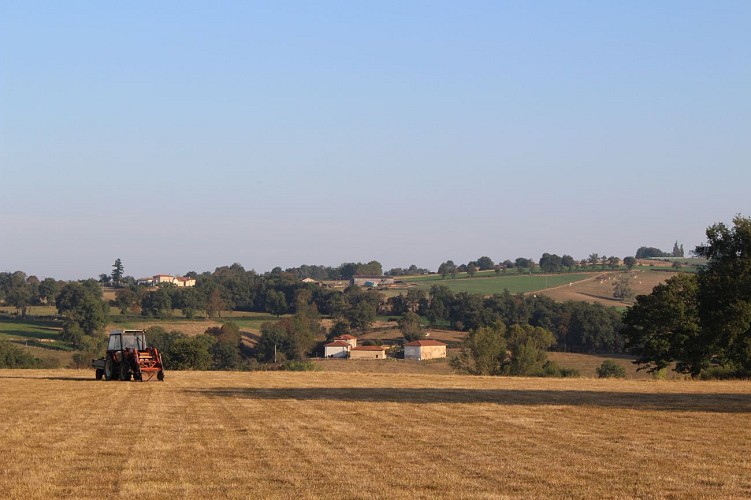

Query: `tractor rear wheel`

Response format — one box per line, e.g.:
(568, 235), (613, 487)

(120, 362), (132, 381)
(104, 358), (115, 381)
(157, 370), (164, 381)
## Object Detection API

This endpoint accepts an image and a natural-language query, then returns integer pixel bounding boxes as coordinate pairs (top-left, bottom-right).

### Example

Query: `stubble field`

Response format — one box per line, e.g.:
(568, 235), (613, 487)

(1, 370), (749, 498)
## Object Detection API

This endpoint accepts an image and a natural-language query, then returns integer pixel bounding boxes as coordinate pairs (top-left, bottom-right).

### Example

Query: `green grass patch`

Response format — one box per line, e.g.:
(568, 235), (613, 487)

(0, 317), (75, 351)
(407, 273), (592, 295)
(0, 305), (58, 316)
(222, 313), (288, 333)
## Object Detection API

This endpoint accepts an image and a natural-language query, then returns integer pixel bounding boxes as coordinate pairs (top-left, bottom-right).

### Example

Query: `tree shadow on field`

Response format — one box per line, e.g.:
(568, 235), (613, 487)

(0, 374), (96, 382)
(184, 387), (751, 413)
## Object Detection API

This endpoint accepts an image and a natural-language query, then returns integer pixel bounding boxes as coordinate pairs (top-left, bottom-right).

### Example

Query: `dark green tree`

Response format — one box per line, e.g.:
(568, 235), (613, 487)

(476, 256), (495, 271)
(622, 274), (702, 376)
(56, 280), (109, 336)
(111, 258), (124, 286)
(141, 287), (173, 318)
(451, 323), (506, 375)
(515, 257), (532, 269)
(168, 335), (214, 370)
(623, 256), (637, 269)
(424, 285), (453, 326)
(265, 289), (288, 317)
(695, 215), (751, 373)
(6, 272), (32, 316)
(38, 278), (60, 305)
(588, 253), (600, 268)
(438, 260), (457, 279)
(504, 324), (556, 376)
(256, 305), (322, 361)
(205, 323), (243, 370)
(539, 253), (562, 273)
(635, 247), (668, 259)
(114, 287), (138, 315)
(326, 319), (350, 341)
(561, 255), (576, 270)
(398, 311), (423, 341)
(175, 287), (206, 319)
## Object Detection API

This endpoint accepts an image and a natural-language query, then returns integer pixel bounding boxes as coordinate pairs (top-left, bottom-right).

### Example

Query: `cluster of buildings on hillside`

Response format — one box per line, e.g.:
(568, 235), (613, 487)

(323, 335), (447, 361)
(301, 275), (397, 289)
(137, 274), (196, 287)
(134, 273), (399, 290)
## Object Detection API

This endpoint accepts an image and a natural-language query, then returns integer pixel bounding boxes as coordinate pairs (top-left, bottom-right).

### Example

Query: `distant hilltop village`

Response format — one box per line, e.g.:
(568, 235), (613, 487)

(136, 274), (196, 287)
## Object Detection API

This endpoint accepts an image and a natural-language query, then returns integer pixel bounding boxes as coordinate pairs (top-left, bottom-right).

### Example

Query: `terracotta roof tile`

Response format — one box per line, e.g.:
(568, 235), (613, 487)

(324, 341), (350, 347)
(404, 340), (447, 347)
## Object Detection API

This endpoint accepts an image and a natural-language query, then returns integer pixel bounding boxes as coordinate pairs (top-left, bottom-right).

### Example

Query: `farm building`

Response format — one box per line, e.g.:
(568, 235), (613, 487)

(351, 275), (395, 287)
(323, 341), (350, 358)
(175, 276), (196, 287)
(332, 334), (357, 349)
(404, 340), (447, 361)
(138, 275), (196, 287)
(349, 346), (387, 359)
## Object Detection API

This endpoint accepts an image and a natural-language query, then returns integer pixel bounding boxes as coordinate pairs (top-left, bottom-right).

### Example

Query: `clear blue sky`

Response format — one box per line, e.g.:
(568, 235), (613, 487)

(1, 1), (749, 280)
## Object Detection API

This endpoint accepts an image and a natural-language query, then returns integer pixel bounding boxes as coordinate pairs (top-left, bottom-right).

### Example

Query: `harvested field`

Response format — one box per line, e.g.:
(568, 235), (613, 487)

(539, 270), (681, 306)
(547, 352), (668, 380)
(1, 370), (749, 498)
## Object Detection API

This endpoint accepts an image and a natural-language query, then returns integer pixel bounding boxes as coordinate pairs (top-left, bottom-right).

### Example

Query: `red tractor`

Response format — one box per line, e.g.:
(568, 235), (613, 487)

(92, 330), (165, 381)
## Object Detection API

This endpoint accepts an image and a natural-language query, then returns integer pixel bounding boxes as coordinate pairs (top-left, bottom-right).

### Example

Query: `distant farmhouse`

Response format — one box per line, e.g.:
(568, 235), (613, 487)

(350, 346), (387, 359)
(351, 275), (395, 288)
(323, 340), (350, 358)
(323, 335), (386, 359)
(137, 274), (196, 287)
(404, 340), (447, 361)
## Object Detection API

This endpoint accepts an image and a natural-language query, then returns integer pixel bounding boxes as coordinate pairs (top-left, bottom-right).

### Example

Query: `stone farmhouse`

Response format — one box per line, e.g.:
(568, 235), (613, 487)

(404, 340), (447, 361)
(349, 346), (387, 359)
(323, 335), (386, 359)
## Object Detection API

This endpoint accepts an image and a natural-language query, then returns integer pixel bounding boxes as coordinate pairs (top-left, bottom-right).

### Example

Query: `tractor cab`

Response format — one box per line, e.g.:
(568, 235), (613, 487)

(108, 330), (148, 351)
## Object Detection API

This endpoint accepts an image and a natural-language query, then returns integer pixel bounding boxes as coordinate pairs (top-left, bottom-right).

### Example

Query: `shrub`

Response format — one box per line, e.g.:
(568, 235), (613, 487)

(699, 364), (747, 380)
(542, 360), (580, 378)
(596, 360), (626, 378)
(0, 341), (40, 368)
(282, 360), (322, 372)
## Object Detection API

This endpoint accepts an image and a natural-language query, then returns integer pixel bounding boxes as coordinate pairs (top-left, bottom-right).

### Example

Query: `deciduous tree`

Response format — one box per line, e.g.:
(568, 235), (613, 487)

(111, 258), (124, 286)
(398, 311), (423, 341)
(622, 274), (702, 376)
(695, 215), (751, 373)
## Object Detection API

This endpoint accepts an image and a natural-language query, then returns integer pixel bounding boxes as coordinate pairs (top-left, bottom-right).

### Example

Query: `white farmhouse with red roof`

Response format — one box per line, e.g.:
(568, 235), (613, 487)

(332, 334), (357, 349)
(323, 340), (350, 358)
(404, 340), (447, 361)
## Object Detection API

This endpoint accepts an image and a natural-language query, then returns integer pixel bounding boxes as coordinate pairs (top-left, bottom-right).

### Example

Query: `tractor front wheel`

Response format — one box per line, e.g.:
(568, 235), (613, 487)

(95, 368), (103, 380)
(120, 361), (132, 381)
